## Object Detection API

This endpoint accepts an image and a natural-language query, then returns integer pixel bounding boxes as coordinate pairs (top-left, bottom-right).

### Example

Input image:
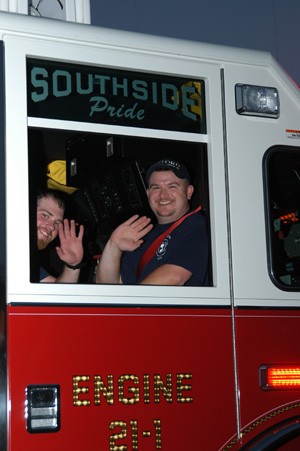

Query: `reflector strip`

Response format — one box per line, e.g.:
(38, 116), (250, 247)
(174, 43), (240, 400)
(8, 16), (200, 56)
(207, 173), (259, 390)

(260, 365), (300, 390)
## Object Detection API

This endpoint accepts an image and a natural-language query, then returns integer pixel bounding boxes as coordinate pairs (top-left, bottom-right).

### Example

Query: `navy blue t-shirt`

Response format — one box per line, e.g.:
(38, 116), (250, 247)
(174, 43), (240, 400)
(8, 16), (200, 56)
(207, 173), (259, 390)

(121, 211), (208, 285)
(39, 267), (49, 281)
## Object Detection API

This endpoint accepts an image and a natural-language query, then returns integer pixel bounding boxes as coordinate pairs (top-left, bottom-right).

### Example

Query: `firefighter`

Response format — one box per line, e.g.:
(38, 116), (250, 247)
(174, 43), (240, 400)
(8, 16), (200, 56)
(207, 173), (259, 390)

(37, 188), (84, 282)
(95, 159), (208, 286)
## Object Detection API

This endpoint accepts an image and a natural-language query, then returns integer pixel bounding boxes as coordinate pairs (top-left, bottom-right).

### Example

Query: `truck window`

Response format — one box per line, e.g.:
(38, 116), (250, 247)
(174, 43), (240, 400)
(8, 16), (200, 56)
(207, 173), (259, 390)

(29, 129), (211, 285)
(27, 57), (211, 287)
(264, 146), (300, 289)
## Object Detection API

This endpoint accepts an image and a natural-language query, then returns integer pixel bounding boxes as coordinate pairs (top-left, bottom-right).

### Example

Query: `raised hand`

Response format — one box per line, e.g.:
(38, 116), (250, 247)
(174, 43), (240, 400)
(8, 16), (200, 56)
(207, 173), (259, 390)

(55, 219), (84, 266)
(110, 215), (153, 252)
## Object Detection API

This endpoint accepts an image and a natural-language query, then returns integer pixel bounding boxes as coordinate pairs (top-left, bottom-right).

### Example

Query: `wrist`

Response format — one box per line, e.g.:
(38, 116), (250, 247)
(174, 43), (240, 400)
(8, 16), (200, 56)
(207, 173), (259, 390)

(107, 239), (123, 255)
(65, 261), (85, 270)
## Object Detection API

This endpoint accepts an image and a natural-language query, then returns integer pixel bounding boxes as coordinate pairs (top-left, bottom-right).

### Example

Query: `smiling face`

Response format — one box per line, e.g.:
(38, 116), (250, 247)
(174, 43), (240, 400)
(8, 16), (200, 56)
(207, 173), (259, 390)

(147, 170), (194, 224)
(37, 195), (64, 250)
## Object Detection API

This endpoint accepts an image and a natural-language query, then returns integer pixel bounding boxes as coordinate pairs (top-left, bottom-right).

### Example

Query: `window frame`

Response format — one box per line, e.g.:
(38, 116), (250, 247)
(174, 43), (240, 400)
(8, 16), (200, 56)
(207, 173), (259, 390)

(263, 145), (300, 291)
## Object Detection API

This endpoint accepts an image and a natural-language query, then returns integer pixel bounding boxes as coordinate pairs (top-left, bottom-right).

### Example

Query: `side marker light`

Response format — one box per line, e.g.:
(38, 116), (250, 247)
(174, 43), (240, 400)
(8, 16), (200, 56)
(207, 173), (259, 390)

(260, 365), (300, 390)
(26, 385), (60, 433)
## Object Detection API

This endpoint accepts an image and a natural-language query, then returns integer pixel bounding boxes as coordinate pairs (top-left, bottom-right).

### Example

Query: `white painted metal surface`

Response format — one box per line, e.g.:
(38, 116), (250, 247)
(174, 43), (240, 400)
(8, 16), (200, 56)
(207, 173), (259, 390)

(1, 12), (299, 307)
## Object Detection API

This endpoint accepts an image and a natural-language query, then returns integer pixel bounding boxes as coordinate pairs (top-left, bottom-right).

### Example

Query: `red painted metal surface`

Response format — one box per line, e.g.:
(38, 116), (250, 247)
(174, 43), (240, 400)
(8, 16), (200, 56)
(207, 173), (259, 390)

(224, 309), (300, 449)
(7, 305), (236, 450)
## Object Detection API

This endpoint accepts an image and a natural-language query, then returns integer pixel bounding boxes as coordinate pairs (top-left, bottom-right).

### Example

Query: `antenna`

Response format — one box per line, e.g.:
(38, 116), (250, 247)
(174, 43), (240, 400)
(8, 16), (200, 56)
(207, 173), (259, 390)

(0, 0), (91, 23)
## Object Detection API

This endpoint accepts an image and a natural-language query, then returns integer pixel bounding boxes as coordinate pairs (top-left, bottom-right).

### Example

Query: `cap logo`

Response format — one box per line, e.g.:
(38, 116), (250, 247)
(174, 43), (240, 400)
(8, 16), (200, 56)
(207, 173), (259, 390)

(161, 160), (181, 170)
(146, 158), (190, 183)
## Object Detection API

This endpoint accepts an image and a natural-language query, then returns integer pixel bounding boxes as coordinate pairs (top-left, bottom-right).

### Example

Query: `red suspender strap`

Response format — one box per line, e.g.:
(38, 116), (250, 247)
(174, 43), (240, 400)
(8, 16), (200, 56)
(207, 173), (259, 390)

(136, 205), (202, 278)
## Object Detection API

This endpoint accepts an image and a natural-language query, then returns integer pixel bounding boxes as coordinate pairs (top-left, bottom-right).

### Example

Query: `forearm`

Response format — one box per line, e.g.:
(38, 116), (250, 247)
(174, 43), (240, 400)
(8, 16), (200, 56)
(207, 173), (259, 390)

(40, 266), (81, 283)
(55, 265), (81, 283)
(95, 214), (153, 284)
(140, 264), (192, 286)
(95, 240), (123, 284)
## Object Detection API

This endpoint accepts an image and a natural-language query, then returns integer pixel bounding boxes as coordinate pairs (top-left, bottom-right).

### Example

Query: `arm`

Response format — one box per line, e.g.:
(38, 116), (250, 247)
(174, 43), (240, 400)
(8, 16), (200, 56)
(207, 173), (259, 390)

(40, 266), (81, 283)
(41, 219), (84, 283)
(140, 264), (192, 285)
(138, 214), (207, 286)
(96, 215), (153, 284)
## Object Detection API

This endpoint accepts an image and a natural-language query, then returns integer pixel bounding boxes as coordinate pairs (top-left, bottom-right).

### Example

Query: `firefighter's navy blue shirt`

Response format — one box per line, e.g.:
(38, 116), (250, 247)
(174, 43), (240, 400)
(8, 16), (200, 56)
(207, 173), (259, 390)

(120, 211), (208, 286)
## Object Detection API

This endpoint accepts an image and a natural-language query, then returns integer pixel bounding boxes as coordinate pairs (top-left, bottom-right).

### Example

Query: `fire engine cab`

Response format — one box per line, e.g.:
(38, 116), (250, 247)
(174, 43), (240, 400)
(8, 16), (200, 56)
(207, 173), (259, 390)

(0, 2), (300, 450)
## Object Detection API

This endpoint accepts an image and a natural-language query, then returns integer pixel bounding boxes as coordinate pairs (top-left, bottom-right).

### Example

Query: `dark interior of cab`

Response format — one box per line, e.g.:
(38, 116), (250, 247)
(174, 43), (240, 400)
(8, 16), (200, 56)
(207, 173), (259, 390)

(28, 128), (210, 283)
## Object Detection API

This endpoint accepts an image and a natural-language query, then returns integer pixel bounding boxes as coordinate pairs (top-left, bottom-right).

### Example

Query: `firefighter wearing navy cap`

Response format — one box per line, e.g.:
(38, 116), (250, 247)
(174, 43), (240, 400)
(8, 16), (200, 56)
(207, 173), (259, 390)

(96, 159), (208, 286)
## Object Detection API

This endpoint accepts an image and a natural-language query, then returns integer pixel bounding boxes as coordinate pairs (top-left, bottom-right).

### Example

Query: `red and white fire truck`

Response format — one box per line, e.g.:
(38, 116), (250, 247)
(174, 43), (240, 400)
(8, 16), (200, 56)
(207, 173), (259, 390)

(0, 4), (300, 450)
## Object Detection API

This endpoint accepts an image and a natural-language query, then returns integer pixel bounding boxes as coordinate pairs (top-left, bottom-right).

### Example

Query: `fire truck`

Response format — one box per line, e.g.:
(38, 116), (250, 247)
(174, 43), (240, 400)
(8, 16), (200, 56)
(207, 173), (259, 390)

(0, 4), (300, 450)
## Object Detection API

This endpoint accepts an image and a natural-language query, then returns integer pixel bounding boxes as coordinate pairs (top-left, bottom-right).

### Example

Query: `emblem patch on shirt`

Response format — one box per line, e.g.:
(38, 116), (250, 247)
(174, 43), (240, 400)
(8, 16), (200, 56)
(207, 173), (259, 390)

(156, 238), (169, 259)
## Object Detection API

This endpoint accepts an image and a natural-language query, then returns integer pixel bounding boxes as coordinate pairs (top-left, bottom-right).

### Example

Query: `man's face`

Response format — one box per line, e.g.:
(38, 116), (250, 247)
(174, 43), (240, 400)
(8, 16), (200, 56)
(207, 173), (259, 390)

(147, 170), (194, 224)
(37, 196), (64, 250)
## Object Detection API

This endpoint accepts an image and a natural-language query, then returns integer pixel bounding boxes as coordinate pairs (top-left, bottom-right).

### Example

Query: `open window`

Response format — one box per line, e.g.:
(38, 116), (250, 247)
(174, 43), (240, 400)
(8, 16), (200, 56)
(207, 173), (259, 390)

(29, 129), (212, 285)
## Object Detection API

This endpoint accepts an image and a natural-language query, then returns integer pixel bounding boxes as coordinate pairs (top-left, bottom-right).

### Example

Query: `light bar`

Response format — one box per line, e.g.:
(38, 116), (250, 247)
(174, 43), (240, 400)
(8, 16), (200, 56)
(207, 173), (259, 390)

(235, 84), (279, 118)
(280, 212), (299, 225)
(259, 365), (300, 390)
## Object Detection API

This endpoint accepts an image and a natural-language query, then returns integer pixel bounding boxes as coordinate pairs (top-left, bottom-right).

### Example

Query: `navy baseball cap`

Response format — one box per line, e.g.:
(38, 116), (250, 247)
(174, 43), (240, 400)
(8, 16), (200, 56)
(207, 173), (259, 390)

(146, 159), (190, 184)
